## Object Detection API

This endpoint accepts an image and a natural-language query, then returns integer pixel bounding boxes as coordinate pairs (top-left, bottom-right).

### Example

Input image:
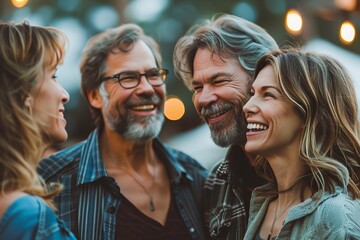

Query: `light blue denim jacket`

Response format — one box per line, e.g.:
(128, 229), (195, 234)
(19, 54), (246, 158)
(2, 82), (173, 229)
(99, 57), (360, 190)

(244, 184), (360, 240)
(0, 195), (76, 240)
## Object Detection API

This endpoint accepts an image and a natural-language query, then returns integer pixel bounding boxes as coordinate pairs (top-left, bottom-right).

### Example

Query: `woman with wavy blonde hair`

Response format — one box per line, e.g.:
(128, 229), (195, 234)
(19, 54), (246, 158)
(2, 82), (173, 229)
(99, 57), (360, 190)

(243, 48), (360, 239)
(0, 21), (75, 239)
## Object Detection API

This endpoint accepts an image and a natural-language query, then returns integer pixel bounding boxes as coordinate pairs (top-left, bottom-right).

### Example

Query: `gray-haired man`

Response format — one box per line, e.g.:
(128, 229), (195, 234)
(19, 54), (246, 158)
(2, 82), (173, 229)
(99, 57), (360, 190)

(174, 14), (278, 239)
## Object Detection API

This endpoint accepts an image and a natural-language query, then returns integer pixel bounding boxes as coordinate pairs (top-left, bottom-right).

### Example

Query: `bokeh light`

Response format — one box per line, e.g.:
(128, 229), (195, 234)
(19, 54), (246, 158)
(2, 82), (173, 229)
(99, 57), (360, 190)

(335, 0), (357, 11)
(11, 0), (28, 8)
(285, 9), (303, 36)
(340, 21), (356, 44)
(164, 97), (185, 121)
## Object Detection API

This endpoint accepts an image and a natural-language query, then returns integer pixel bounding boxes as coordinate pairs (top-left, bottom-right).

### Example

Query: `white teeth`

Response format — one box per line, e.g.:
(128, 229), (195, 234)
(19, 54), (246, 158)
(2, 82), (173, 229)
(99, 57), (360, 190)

(59, 112), (64, 117)
(132, 105), (155, 110)
(247, 123), (268, 130)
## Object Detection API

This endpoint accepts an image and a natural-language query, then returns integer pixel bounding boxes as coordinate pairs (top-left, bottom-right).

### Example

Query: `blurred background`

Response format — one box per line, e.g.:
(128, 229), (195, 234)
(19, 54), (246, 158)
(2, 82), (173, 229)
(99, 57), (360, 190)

(1, 0), (360, 168)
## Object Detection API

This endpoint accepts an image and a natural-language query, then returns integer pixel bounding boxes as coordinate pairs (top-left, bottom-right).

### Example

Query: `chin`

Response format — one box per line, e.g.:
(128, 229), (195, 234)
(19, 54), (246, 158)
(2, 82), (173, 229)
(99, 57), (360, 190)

(47, 130), (68, 145)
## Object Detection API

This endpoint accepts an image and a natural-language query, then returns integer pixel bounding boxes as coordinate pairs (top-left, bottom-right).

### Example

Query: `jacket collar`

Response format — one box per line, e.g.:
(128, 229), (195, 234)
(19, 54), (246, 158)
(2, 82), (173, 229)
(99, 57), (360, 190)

(251, 183), (345, 223)
(215, 145), (250, 183)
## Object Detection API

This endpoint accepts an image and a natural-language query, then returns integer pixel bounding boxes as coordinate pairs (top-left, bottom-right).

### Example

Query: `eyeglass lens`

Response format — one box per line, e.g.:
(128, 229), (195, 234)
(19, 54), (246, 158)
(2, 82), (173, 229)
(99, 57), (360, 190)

(118, 69), (167, 88)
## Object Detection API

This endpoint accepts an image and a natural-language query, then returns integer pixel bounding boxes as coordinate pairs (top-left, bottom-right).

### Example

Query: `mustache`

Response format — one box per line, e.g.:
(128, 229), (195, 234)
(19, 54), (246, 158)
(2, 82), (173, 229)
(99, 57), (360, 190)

(126, 96), (162, 107)
(200, 102), (232, 117)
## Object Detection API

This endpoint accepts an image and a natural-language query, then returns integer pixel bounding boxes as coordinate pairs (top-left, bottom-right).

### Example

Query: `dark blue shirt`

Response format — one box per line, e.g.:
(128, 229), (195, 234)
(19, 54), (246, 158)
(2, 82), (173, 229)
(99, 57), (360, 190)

(38, 129), (208, 240)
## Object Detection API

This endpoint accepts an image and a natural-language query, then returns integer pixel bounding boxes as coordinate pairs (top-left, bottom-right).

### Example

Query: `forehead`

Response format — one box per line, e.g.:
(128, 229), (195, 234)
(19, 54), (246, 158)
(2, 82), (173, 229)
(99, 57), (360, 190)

(106, 40), (157, 72)
(253, 65), (277, 88)
(192, 48), (249, 81)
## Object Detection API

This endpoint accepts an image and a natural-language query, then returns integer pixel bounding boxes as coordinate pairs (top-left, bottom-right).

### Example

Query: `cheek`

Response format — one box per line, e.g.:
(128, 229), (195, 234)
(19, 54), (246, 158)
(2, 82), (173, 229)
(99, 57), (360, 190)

(156, 86), (166, 99)
(192, 94), (201, 111)
(231, 82), (251, 101)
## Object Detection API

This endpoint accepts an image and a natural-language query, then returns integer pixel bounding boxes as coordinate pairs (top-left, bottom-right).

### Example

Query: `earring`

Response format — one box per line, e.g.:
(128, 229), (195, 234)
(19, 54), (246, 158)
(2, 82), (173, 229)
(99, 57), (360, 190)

(24, 97), (32, 114)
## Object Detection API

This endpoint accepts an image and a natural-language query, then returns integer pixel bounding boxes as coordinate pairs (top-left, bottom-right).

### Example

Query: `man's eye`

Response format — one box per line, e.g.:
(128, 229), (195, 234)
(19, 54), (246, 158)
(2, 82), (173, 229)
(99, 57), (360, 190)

(147, 72), (160, 79)
(192, 86), (203, 92)
(120, 74), (138, 81)
(213, 79), (229, 85)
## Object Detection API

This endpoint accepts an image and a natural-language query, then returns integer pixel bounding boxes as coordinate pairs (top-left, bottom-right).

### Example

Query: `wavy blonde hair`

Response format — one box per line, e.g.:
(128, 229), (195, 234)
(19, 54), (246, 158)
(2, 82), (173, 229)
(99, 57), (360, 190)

(254, 48), (360, 199)
(0, 21), (68, 208)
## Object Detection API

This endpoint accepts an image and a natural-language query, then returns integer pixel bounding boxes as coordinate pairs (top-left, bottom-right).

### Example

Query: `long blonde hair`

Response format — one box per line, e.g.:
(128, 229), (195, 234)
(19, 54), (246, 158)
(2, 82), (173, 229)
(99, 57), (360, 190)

(0, 21), (68, 207)
(254, 48), (360, 199)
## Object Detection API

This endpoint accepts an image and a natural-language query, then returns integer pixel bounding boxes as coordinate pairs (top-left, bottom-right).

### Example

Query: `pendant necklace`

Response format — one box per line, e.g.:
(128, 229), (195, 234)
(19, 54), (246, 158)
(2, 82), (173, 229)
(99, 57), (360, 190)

(267, 196), (298, 240)
(120, 163), (156, 212)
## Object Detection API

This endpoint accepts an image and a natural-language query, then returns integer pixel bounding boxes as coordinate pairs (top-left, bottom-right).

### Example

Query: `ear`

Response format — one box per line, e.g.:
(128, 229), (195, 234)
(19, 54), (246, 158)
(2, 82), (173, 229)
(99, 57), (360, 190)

(87, 88), (103, 109)
(24, 96), (33, 108)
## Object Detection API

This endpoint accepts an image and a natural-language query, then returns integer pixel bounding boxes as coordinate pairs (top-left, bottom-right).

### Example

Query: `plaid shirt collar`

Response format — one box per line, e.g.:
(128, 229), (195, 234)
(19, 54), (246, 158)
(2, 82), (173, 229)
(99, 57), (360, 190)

(76, 128), (192, 186)
(215, 145), (247, 184)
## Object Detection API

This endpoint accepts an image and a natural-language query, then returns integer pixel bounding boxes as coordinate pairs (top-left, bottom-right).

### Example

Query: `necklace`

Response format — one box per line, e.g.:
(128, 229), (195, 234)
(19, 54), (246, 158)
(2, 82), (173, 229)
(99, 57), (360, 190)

(267, 196), (298, 240)
(120, 164), (156, 212)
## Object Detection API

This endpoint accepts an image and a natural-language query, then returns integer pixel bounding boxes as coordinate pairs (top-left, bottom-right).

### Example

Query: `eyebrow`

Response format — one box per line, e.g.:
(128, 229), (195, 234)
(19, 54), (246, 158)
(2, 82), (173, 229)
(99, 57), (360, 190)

(191, 72), (233, 86)
(252, 85), (281, 93)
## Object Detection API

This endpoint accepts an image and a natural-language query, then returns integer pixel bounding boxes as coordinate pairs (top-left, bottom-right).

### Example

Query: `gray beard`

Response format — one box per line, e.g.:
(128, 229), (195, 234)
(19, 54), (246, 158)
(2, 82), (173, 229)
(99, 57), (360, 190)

(98, 82), (164, 142)
(208, 110), (247, 148)
(107, 111), (164, 142)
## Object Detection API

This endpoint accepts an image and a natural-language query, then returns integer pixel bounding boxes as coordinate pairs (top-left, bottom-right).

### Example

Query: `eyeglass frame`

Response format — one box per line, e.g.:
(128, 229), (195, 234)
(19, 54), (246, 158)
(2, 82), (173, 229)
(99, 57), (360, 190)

(101, 68), (169, 89)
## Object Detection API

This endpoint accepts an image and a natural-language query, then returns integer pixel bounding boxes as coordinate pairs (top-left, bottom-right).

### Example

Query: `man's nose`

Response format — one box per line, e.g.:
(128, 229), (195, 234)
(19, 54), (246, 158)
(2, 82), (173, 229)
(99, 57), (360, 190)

(196, 86), (218, 106)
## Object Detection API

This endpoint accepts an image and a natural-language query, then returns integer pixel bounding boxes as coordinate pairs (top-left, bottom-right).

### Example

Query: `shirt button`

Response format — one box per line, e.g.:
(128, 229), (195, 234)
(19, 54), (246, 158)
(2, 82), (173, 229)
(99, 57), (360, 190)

(107, 206), (116, 214)
(190, 227), (195, 233)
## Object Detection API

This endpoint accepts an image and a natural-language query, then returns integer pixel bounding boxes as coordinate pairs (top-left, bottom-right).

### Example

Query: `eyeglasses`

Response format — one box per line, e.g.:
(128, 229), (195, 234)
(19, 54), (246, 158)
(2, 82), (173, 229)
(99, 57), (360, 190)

(101, 68), (169, 89)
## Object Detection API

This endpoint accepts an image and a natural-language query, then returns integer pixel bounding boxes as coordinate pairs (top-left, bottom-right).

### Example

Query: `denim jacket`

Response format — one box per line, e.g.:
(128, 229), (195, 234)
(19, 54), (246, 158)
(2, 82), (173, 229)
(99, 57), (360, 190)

(0, 195), (76, 240)
(244, 184), (360, 240)
(38, 128), (208, 240)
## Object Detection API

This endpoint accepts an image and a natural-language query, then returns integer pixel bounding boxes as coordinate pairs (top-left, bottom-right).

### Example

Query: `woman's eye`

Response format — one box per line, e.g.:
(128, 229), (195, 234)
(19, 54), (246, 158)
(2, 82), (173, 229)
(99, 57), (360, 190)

(264, 92), (275, 98)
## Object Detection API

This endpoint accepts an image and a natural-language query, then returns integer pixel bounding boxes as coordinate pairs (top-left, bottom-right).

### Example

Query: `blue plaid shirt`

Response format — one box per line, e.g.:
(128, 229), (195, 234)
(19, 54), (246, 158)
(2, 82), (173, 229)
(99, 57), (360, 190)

(38, 129), (208, 240)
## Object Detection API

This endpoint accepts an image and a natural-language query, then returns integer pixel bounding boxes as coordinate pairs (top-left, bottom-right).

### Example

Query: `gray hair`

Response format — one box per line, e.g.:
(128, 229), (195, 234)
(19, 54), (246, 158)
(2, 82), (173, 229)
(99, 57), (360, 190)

(173, 14), (278, 89)
(80, 23), (162, 127)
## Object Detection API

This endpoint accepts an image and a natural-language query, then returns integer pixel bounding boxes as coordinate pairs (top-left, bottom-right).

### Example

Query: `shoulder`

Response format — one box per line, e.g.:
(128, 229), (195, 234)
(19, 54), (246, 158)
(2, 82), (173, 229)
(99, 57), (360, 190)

(0, 195), (41, 239)
(0, 194), (75, 240)
(0, 191), (27, 218)
(313, 192), (360, 237)
(38, 141), (84, 181)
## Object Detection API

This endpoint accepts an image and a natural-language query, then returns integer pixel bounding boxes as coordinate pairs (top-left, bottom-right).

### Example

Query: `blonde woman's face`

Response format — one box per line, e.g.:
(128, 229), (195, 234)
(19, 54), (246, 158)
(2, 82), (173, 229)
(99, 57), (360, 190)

(29, 65), (69, 146)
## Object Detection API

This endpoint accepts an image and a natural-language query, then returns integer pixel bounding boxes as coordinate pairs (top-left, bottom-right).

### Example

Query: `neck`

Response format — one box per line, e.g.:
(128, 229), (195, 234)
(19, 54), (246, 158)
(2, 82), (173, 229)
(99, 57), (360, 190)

(265, 153), (306, 189)
(100, 128), (156, 171)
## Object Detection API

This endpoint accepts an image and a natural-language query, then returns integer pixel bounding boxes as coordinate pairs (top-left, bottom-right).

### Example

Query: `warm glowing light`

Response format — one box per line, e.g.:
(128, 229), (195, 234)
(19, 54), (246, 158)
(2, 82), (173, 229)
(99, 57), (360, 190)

(164, 97), (185, 121)
(285, 9), (303, 36)
(11, 0), (29, 8)
(335, 0), (357, 11)
(340, 21), (356, 44)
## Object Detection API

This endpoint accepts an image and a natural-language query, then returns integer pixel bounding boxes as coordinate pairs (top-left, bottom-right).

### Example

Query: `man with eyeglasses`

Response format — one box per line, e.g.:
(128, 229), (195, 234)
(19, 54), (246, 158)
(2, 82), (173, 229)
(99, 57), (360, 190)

(38, 23), (208, 240)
